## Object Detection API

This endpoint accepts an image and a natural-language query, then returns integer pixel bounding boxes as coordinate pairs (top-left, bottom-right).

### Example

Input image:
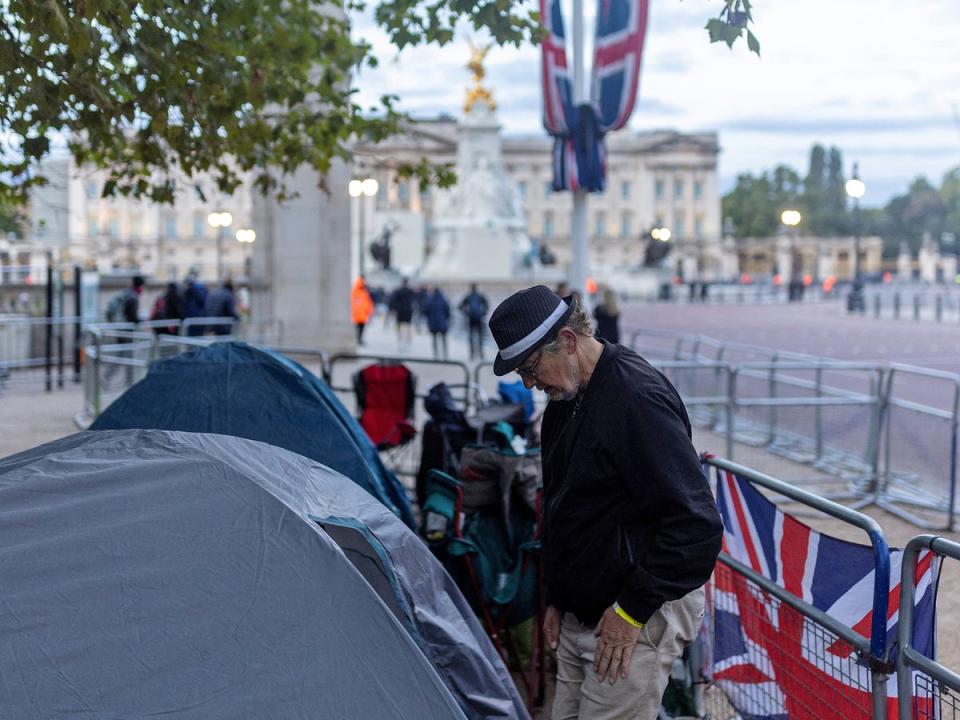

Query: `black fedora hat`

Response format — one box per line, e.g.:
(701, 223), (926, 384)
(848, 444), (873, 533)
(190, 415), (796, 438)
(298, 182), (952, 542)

(488, 285), (574, 376)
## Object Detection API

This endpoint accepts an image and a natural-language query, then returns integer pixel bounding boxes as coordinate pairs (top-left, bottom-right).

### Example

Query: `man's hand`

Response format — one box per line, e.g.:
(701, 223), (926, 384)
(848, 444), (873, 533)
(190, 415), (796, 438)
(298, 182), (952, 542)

(593, 606), (642, 685)
(543, 605), (561, 651)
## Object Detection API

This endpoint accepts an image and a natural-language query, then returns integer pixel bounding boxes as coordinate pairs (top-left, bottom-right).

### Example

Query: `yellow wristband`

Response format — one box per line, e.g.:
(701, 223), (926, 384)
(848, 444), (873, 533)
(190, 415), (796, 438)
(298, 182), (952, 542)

(613, 603), (644, 629)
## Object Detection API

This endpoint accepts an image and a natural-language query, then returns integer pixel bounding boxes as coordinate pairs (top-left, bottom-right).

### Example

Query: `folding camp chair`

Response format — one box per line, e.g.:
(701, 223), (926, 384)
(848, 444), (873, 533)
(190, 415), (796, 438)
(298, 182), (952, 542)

(421, 462), (546, 713)
(416, 381), (532, 509)
(354, 363), (419, 480)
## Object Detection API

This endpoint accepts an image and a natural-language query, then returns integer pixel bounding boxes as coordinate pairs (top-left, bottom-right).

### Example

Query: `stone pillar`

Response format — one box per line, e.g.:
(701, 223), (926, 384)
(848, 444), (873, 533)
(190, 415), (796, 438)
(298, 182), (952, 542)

(942, 255), (958, 285)
(775, 236), (792, 280)
(918, 232), (939, 284)
(817, 242), (832, 281)
(897, 242), (912, 280)
(250, 160), (355, 352)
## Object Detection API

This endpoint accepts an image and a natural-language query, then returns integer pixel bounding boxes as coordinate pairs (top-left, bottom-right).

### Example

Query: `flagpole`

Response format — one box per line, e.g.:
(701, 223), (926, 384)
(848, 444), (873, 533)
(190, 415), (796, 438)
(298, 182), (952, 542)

(570, 0), (588, 301)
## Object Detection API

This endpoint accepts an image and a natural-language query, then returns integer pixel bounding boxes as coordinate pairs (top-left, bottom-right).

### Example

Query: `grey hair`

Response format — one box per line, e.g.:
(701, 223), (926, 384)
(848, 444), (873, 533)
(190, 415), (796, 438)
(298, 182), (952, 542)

(541, 297), (594, 354)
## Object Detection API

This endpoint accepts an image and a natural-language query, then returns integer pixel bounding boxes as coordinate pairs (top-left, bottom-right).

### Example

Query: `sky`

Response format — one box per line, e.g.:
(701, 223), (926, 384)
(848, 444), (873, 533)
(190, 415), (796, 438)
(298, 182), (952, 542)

(351, 0), (960, 207)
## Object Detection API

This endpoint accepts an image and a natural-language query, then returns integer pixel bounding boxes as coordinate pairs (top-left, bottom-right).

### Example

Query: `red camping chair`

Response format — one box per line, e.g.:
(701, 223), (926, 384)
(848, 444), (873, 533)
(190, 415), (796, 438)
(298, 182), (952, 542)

(354, 363), (418, 478)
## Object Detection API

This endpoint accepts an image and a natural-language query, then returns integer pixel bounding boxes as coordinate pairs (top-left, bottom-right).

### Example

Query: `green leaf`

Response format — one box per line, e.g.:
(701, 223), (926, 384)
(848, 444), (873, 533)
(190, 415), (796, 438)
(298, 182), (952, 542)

(705, 18), (728, 44)
(747, 29), (760, 55)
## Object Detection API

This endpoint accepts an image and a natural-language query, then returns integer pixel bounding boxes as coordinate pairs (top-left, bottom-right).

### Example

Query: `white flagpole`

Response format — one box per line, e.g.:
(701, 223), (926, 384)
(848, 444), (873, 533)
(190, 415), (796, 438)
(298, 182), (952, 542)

(570, 0), (589, 301)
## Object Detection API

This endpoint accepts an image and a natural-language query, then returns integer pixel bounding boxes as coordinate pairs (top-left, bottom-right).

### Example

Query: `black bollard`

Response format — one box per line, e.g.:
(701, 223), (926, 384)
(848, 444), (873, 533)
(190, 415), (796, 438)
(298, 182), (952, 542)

(893, 292), (901, 319)
(874, 294), (881, 318)
(936, 295), (943, 322)
(913, 294), (921, 321)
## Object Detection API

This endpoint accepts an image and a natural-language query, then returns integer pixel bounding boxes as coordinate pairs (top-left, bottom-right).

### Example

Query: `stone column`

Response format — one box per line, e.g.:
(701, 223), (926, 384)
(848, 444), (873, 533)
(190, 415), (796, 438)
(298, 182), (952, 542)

(817, 242), (832, 281)
(775, 236), (792, 280)
(896, 242), (912, 280)
(918, 232), (939, 284)
(250, 160), (355, 352)
(942, 255), (957, 285)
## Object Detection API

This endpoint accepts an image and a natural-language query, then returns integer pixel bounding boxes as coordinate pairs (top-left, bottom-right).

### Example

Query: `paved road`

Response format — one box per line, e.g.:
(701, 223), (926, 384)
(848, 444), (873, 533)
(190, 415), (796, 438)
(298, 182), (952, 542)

(623, 300), (960, 373)
(622, 299), (960, 508)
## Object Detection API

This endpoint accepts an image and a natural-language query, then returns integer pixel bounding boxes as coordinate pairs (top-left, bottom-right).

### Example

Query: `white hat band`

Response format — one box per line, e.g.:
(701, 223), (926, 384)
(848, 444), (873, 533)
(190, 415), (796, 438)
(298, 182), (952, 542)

(499, 300), (568, 360)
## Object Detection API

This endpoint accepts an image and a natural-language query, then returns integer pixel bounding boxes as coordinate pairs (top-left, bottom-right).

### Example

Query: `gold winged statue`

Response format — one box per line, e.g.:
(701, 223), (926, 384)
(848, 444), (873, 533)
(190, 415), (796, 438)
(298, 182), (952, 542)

(464, 39), (496, 113)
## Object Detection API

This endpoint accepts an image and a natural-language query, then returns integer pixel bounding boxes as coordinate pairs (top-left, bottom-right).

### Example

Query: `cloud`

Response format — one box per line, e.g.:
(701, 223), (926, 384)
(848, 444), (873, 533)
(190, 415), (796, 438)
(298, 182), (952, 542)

(720, 115), (958, 134)
(348, 0), (960, 204)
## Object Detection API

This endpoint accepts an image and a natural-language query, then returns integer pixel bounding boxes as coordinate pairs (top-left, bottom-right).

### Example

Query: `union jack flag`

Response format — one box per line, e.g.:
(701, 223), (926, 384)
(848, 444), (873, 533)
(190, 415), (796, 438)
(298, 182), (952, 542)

(591, 0), (649, 132)
(713, 468), (940, 719)
(539, 0), (648, 192)
(540, 0), (573, 137)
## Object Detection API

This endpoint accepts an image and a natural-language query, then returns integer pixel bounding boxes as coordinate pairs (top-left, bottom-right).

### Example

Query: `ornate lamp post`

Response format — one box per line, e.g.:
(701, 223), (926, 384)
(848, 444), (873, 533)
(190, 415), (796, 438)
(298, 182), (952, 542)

(349, 178), (379, 276)
(846, 163), (866, 312)
(781, 209), (801, 301)
(207, 211), (233, 281)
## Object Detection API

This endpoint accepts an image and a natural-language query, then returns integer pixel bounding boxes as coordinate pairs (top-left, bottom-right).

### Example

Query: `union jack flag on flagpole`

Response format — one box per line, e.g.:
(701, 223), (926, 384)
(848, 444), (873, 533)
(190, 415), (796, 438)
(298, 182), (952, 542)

(591, 0), (649, 132)
(713, 467), (940, 719)
(540, 0), (648, 193)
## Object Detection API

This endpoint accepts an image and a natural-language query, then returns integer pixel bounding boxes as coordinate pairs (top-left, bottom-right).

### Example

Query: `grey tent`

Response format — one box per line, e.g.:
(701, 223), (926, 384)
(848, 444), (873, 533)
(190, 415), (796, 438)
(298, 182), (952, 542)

(0, 430), (526, 719)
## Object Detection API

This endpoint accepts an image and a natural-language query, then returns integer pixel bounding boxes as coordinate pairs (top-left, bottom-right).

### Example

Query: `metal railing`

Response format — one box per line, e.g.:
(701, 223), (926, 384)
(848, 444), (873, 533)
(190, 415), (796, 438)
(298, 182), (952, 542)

(1, 314), (282, 394)
(631, 329), (960, 530)
(897, 534), (960, 720)
(863, 289), (960, 323)
(705, 456), (893, 719)
(75, 319), (283, 426)
(326, 353), (474, 408)
(0, 314), (83, 389)
(878, 365), (960, 531)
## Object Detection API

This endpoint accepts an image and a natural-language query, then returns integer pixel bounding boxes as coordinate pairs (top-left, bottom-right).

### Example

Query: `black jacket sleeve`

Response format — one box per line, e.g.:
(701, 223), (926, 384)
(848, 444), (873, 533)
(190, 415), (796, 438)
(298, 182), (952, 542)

(613, 388), (723, 623)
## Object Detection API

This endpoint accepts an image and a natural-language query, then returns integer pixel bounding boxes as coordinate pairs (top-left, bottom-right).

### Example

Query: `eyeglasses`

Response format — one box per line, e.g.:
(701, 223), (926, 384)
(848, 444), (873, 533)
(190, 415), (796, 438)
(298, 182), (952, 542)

(516, 350), (544, 381)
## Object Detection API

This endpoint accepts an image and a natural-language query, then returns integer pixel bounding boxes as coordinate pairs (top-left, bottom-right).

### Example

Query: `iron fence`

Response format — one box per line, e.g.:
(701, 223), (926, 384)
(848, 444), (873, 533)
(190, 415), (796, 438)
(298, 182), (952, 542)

(897, 535), (960, 720)
(878, 365), (960, 531)
(631, 330), (960, 530)
(74, 319), (283, 427)
(703, 456), (892, 720)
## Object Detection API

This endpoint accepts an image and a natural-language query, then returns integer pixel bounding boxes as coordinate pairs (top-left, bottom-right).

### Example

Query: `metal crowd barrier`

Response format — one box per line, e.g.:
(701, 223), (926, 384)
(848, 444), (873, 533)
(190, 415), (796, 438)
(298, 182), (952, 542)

(0, 314), (83, 390)
(325, 354), (477, 484)
(878, 365), (960, 531)
(75, 319), (283, 427)
(630, 329), (960, 531)
(704, 456), (893, 719)
(897, 534), (960, 720)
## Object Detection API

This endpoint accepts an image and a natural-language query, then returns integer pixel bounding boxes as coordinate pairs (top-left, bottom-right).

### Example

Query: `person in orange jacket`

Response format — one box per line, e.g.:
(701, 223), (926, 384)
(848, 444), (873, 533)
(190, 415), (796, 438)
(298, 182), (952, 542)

(351, 275), (375, 345)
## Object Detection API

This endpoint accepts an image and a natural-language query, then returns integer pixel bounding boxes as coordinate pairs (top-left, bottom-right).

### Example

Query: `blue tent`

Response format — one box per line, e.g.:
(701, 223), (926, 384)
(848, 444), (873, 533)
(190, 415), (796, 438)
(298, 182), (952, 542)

(90, 341), (415, 528)
(0, 430), (532, 718)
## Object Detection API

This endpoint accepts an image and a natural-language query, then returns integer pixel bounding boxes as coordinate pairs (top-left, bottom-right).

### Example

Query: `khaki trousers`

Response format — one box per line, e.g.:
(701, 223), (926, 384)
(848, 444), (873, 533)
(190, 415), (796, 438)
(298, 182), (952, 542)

(551, 587), (705, 720)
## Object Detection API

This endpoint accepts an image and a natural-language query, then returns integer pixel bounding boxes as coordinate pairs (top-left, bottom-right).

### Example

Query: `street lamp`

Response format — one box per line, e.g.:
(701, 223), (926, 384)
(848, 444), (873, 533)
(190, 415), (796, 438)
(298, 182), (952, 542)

(846, 163), (866, 312)
(780, 210), (801, 228)
(651, 227), (671, 242)
(349, 177), (379, 276)
(207, 211), (233, 281)
(235, 228), (255, 279)
(781, 209), (802, 301)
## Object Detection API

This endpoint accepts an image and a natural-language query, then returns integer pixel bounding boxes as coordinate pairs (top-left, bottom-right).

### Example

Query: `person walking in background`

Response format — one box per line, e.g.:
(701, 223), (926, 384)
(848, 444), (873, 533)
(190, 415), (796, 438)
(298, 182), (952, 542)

(389, 278), (416, 351)
(148, 282), (184, 336)
(593, 284), (621, 344)
(415, 285), (429, 334)
(423, 286), (451, 359)
(459, 283), (489, 360)
(103, 275), (145, 387)
(105, 275), (145, 324)
(205, 279), (239, 336)
(351, 275), (375, 345)
(182, 270), (208, 337)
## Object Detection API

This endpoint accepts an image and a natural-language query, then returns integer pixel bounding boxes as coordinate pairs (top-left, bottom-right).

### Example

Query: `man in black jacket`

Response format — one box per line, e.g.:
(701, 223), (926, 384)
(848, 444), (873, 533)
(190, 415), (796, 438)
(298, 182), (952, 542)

(488, 285), (723, 720)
